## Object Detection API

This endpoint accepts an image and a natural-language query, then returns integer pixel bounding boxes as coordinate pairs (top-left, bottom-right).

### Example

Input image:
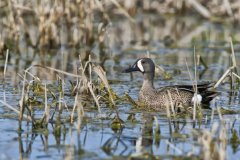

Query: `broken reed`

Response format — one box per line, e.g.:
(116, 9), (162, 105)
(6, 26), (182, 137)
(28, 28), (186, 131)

(214, 37), (240, 89)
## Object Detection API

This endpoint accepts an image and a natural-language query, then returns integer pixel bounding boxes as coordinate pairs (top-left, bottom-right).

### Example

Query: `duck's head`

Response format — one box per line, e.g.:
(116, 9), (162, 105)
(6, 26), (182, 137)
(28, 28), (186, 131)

(124, 58), (155, 74)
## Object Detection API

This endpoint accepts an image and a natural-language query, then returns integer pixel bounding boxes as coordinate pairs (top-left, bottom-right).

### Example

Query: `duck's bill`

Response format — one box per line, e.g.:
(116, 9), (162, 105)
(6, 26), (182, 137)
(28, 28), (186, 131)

(123, 65), (140, 73)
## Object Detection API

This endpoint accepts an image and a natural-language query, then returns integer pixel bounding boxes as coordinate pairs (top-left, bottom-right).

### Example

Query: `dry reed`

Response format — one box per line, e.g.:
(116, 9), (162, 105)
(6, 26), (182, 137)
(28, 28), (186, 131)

(3, 49), (9, 79)
(214, 37), (240, 88)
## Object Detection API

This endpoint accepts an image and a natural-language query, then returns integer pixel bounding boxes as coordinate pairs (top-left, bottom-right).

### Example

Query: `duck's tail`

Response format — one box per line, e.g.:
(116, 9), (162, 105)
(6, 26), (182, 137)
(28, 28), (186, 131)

(180, 82), (219, 106)
(173, 82), (219, 107)
(201, 91), (219, 105)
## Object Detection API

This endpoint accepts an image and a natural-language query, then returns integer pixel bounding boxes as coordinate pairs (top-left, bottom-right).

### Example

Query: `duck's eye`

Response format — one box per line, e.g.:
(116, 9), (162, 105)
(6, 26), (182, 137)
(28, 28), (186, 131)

(141, 61), (146, 64)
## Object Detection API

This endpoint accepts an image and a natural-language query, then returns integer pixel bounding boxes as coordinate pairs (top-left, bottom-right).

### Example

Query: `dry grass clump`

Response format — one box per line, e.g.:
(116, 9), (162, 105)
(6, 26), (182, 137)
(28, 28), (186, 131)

(11, 55), (118, 130)
(1, 53), (118, 131)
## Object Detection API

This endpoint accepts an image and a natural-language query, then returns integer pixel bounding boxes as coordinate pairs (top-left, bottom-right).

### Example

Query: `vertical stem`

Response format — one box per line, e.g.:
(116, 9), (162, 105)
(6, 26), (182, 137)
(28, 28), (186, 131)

(3, 49), (9, 79)
(89, 55), (92, 83)
(44, 84), (49, 126)
(19, 72), (27, 122)
(71, 92), (78, 124)
(230, 37), (237, 70)
(193, 46), (197, 121)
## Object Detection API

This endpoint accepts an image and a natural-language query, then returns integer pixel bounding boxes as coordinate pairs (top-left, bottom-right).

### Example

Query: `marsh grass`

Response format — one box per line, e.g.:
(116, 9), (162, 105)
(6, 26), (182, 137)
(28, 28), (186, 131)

(0, 49), (119, 131)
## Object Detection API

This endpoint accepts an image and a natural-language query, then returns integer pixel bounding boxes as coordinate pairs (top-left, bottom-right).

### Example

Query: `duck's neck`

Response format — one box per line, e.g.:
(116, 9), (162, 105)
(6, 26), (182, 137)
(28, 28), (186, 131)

(142, 72), (154, 89)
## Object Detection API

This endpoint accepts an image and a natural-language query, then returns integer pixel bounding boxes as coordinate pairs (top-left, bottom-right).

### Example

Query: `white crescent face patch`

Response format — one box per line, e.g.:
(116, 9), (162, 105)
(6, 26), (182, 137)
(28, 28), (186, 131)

(137, 59), (144, 72)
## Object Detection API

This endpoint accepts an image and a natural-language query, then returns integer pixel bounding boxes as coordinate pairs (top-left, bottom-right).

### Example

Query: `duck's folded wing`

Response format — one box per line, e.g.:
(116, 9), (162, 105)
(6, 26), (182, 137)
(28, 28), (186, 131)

(163, 82), (215, 92)
(157, 83), (219, 105)
(157, 86), (194, 93)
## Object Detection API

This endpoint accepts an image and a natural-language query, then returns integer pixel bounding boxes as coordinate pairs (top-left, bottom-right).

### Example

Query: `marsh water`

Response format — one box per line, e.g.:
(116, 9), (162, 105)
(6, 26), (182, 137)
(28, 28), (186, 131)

(1, 13), (240, 160)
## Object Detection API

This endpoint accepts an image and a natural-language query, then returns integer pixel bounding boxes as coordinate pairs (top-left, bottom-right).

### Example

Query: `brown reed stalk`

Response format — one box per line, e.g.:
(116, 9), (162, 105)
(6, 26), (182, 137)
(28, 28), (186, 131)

(0, 100), (32, 121)
(193, 46), (198, 121)
(93, 65), (115, 106)
(33, 65), (81, 78)
(44, 83), (50, 125)
(19, 71), (27, 121)
(110, 0), (135, 22)
(187, 0), (211, 18)
(3, 49), (9, 79)
(214, 66), (234, 88)
(167, 90), (175, 117)
(165, 103), (171, 119)
(88, 82), (101, 113)
(229, 37), (238, 73)
(71, 92), (78, 124)
(76, 97), (84, 134)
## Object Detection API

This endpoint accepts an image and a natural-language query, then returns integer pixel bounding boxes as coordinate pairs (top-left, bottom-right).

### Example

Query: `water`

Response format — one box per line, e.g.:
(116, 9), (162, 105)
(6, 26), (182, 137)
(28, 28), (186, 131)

(1, 50), (240, 159)
(1, 9), (240, 159)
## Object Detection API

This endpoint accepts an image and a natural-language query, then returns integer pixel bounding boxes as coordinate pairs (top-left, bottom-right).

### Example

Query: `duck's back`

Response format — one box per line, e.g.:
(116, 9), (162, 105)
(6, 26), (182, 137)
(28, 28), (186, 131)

(139, 86), (193, 111)
(139, 83), (217, 111)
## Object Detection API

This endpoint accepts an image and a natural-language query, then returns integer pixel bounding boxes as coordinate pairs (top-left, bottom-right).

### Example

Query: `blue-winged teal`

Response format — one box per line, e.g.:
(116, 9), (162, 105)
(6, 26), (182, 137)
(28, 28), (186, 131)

(124, 58), (218, 111)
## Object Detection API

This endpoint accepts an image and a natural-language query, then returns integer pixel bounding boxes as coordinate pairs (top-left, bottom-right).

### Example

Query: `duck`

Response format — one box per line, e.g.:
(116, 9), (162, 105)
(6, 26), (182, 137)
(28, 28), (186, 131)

(124, 58), (218, 111)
